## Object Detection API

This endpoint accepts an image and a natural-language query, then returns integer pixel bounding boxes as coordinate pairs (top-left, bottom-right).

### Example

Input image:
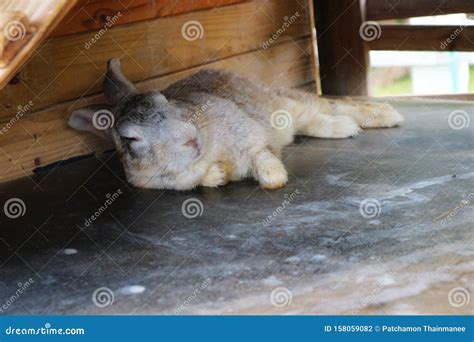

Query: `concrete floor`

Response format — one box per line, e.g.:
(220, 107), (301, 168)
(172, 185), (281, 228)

(0, 99), (473, 315)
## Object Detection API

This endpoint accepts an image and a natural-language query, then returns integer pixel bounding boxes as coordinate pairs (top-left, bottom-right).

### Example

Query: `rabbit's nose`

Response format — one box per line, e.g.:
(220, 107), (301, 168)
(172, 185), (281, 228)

(117, 124), (143, 141)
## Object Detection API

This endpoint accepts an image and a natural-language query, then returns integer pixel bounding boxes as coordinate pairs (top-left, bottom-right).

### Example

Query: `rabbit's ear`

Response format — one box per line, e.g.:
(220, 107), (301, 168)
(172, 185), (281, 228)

(68, 104), (115, 140)
(103, 58), (139, 105)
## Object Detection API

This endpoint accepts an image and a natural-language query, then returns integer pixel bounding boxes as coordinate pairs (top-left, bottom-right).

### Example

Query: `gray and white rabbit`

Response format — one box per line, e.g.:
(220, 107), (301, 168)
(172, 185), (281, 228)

(69, 58), (403, 190)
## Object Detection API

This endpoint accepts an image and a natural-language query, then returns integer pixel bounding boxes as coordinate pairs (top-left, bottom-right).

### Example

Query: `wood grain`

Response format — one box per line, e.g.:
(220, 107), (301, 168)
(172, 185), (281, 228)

(0, 0), (79, 89)
(51, 0), (246, 37)
(313, 0), (368, 96)
(366, 0), (474, 21)
(0, 38), (314, 183)
(388, 93), (474, 101)
(369, 25), (474, 51)
(0, 0), (310, 121)
(0, 11), (32, 65)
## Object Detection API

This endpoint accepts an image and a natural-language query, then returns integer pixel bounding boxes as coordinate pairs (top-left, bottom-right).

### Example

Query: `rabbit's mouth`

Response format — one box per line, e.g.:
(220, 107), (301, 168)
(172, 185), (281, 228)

(184, 137), (202, 160)
(193, 143), (202, 159)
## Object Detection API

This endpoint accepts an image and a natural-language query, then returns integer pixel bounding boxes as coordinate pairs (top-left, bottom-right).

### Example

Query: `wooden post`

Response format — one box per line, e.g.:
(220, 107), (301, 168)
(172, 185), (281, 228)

(313, 0), (369, 96)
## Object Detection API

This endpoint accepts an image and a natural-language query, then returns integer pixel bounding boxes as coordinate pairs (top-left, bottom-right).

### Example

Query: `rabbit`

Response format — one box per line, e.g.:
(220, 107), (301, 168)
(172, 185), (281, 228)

(69, 58), (404, 190)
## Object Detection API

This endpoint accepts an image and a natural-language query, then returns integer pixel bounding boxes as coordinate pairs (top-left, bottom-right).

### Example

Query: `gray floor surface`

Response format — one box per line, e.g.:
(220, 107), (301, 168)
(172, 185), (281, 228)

(0, 99), (473, 314)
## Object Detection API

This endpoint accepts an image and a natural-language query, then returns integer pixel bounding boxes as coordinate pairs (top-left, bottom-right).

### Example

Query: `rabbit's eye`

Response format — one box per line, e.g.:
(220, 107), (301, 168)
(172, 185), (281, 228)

(120, 136), (141, 144)
(120, 136), (143, 156)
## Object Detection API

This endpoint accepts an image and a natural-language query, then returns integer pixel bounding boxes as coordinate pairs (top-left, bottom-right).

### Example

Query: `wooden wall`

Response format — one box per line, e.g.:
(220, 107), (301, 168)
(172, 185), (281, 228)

(0, 0), (315, 183)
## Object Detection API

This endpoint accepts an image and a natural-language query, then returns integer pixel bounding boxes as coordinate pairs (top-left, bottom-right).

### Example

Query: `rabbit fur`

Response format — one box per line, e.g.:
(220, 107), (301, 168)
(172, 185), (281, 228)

(69, 58), (404, 190)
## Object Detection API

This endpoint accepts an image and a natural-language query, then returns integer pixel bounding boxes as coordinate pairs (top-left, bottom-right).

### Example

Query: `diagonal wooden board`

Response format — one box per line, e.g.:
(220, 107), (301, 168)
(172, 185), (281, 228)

(0, 0), (78, 89)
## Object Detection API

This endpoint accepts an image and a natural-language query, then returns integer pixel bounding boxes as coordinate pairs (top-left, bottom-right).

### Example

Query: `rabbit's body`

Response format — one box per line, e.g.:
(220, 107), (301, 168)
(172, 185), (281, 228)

(69, 59), (404, 190)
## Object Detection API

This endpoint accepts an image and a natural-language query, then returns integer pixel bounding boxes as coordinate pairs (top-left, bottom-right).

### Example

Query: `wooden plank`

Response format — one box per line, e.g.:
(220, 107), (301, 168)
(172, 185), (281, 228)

(389, 93), (474, 101)
(416, 93), (474, 101)
(366, 0), (474, 21)
(369, 25), (474, 51)
(313, 0), (368, 96)
(0, 0), (79, 89)
(0, 38), (314, 183)
(0, 11), (34, 67)
(51, 0), (247, 37)
(0, 0), (310, 121)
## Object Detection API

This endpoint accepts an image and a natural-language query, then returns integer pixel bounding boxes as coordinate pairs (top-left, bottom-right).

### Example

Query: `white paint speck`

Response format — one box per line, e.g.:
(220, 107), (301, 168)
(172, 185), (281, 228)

(62, 248), (77, 255)
(226, 234), (237, 240)
(119, 285), (146, 295)
(378, 274), (396, 286)
(311, 254), (327, 262)
(171, 237), (185, 242)
(285, 256), (301, 263)
(325, 173), (353, 187)
(261, 276), (282, 286)
(59, 299), (76, 306)
(369, 220), (381, 226)
(41, 275), (56, 285)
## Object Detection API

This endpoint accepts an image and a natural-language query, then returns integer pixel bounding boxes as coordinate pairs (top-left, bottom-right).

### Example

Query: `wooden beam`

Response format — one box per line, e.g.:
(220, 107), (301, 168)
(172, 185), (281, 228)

(390, 94), (474, 101)
(0, 0), (79, 89)
(313, 0), (369, 96)
(0, 0), (310, 121)
(366, 0), (474, 21)
(0, 38), (314, 183)
(369, 25), (474, 51)
(51, 0), (246, 37)
(0, 11), (33, 67)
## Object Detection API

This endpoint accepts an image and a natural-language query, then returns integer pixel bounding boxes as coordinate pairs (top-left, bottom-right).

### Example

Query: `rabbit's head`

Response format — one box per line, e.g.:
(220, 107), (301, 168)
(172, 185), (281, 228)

(68, 58), (203, 183)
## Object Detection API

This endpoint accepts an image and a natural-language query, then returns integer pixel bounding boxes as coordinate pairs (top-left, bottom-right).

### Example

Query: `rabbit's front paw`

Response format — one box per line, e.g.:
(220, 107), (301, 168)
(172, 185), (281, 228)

(253, 149), (288, 189)
(201, 164), (228, 187)
(259, 167), (288, 189)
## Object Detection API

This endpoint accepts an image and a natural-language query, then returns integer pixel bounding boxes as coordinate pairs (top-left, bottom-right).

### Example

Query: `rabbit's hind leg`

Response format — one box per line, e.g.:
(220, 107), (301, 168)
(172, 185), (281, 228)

(297, 112), (361, 139)
(319, 97), (404, 128)
(277, 96), (360, 139)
